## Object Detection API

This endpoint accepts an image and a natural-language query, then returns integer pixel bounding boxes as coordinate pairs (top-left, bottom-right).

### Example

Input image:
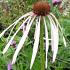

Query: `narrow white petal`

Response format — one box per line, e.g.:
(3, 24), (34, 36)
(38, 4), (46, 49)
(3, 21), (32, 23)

(30, 17), (40, 69)
(47, 15), (54, 52)
(34, 17), (38, 39)
(2, 16), (31, 54)
(50, 13), (66, 47)
(0, 12), (32, 38)
(22, 24), (26, 33)
(63, 36), (66, 47)
(43, 17), (49, 68)
(12, 16), (36, 64)
(50, 13), (62, 31)
(7, 24), (17, 42)
(48, 15), (59, 63)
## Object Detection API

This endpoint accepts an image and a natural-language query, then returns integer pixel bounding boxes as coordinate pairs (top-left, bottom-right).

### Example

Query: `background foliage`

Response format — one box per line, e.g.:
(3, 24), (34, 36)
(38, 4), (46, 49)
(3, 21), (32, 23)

(0, 0), (70, 70)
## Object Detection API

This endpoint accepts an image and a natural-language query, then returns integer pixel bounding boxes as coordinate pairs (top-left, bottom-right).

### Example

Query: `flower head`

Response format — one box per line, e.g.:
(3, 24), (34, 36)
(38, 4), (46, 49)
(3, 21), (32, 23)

(0, 1), (66, 69)
(33, 1), (50, 16)
(7, 63), (12, 70)
(52, 0), (62, 5)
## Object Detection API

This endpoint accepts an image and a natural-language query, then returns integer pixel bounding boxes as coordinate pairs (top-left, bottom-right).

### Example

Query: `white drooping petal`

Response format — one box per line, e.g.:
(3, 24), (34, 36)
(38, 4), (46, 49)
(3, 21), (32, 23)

(20, 23), (26, 34)
(0, 12), (32, 38)
(30, 17), (40, 69)
(7, 23), (18, 42)
(22, 24), (26, 33)
(12, 16), (36, 64)
(48, 15), (59, 63)
(2, 16), (31, 54)
(50, 13), (66, 47)
(34, 17), (38, 39)
(43, 17), (49, 68)
(63, 36), (66, 47)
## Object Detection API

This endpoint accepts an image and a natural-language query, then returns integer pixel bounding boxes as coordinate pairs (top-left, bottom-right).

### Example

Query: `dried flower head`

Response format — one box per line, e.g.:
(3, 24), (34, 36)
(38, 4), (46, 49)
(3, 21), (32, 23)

(33, 1), (50, 16)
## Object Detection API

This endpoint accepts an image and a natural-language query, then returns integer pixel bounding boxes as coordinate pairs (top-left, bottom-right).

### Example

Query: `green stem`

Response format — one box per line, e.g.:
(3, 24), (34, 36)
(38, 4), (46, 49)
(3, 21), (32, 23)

(40, 17), (45, 70)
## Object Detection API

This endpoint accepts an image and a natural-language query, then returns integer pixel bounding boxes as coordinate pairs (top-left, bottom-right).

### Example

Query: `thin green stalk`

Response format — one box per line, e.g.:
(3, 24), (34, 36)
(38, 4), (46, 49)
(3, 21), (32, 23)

(40, 17), (45, 70)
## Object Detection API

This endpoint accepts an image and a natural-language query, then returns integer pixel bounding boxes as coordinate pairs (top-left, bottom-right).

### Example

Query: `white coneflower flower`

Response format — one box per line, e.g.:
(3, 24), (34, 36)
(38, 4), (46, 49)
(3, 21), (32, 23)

(0, 1), (66, 69)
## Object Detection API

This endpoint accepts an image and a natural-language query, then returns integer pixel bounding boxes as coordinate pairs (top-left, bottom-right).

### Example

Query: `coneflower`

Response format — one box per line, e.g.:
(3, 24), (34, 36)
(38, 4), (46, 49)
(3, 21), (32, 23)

(52, 0), (62, 5)
(0, 1), (66, 69)
(52, 0), (63, 13)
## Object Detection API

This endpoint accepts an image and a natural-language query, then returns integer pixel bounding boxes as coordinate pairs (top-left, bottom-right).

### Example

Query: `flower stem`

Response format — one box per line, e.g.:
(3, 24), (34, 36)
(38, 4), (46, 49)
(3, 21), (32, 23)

(40, 17), (45, 70)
